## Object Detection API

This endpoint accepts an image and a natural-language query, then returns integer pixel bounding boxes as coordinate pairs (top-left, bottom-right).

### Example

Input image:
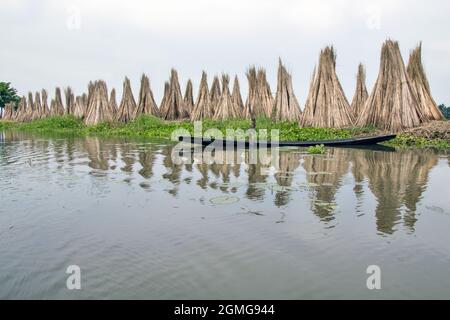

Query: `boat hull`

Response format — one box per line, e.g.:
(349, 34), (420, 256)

(178, 134), (397, 148)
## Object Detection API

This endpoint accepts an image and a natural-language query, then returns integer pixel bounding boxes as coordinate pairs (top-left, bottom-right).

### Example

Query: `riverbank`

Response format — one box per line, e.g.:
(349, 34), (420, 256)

(1, 116), (449, 150)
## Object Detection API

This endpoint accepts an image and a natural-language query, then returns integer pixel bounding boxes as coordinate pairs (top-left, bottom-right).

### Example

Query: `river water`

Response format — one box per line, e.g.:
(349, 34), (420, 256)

(0, 130), (449, 299)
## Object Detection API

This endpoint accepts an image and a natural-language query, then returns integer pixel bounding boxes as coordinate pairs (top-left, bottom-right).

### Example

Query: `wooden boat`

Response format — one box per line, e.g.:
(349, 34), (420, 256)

(178, 134), (396, 148)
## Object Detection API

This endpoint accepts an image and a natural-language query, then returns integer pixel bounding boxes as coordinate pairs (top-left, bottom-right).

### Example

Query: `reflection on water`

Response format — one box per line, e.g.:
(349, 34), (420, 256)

(0, 130), (446, 236)
(352, 149), (439, 235)
(1, 130), (450, 299)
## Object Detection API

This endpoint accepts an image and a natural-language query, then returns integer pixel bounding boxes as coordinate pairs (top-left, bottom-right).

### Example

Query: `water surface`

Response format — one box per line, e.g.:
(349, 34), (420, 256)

(0, 130), (449, 299)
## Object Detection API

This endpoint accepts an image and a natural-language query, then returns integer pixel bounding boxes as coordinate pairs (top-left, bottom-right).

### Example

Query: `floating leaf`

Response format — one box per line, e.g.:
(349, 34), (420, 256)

(209, 196), (240, 205)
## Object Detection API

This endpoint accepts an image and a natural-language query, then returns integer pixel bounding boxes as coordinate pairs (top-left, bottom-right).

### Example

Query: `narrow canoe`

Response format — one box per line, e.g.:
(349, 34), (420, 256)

(178, 134), (397, 148)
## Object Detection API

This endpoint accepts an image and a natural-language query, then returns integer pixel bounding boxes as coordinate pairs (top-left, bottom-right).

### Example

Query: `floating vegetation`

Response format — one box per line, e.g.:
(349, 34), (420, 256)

(307, 144), (326, 154)
(209, 195), (240, 205)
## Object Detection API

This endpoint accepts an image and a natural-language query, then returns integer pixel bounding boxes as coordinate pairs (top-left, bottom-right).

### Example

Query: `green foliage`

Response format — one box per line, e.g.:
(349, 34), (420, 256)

(0, 82), (20, 110)
(386, 134), (450, 150)
(307, 144), (326, 154)
(438, 104), (450, 120)
(17, 116), (84, 132)
(2, 115), (449, 150)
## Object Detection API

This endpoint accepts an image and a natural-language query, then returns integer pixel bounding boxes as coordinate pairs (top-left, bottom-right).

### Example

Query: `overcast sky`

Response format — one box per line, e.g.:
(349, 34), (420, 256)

(2, 0), (449, 107)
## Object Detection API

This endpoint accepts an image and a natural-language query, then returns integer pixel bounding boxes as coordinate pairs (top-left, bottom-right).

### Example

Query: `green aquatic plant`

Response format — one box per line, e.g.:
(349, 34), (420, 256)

(307, 144), (326, 154)
(385, 134), (450, 150)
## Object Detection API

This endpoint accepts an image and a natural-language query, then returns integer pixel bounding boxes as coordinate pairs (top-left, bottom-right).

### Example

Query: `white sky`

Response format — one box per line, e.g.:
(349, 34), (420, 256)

(1, 0), (450, 106)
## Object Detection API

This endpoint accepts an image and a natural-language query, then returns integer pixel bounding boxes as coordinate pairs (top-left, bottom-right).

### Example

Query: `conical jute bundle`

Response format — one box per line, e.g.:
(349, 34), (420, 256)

(209, 76), (221, 117)
(273, 59), (302, 122)
(231, 75), (244, 114)
(84, 80), (115, 125)
(161, 69), (186, 120)
(15, 96), (27, 121)
(87, 81), (95, 107)
(135, 74), (159, 118)
(33, 92), (42, 119)
(51, 87), (65, 116)
(357, 40), (425, 131)
(183, 79), (194, 114)
(24, 92), (34, 122)
(256, 68), (274, 117)
(243, 67), (269, 119)
(73, 92), (88, 119)
(73, 96), (84, 118)
(64, 87), (76, 115)
(301, 46), (354, 128)
(41, 89), (49, 118)
(191, 71), (211, 120)
(350, 64), (369, 118)
(213, 74), (241, 120)
(159, 81), (170, 116)
(2, 102), (14, 120)
(407, 43), (444, 121)
(116, 77), (137, 123)
(109, 89), (118, 115)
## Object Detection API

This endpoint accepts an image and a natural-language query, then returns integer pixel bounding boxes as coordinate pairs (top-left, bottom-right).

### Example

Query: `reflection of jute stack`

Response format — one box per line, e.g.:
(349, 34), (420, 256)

(161, 145), (183, 196)
(209, 149), (242, 188)
(303, 148), (351, 220)
(354, 149), (438, 234)
(275, 151), (301, 187)
(83, 136), (110, 171)
(118, 141), (136, 174)
(274, 151), (302, 207)
(138, 147), (157, 179)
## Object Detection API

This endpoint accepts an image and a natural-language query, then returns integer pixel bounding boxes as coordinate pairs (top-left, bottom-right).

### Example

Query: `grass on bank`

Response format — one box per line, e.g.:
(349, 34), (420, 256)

(1, 116), (449, 150)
